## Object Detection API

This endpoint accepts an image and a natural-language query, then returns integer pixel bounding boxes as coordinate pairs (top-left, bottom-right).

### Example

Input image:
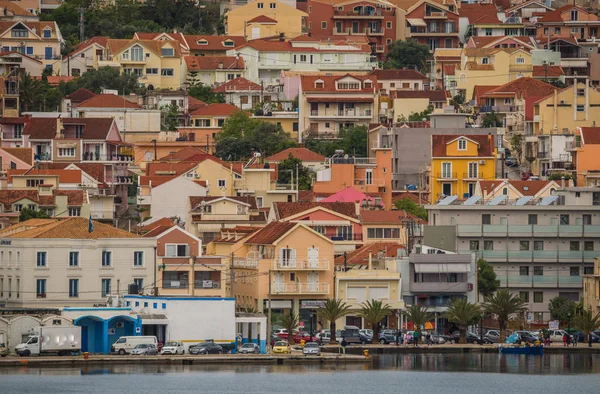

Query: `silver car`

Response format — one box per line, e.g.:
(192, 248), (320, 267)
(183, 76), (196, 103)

(239, 343), (260, 354)
(303, 342), (320, 356)
(130, 343), (158, 355)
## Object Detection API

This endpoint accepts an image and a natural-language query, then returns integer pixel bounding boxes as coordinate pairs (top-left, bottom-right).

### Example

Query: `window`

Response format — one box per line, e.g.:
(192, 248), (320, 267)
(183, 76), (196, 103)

(441, 162), (452, 178)
(583, 214), (592, 225)
(68, 207), (81, 217)
(69, 279), (79, 297)
(293, 122), (298, 132)
(26, 179), (43, 187)
(37, 252), (47, 267)
(58, 148), (75, 157)
(584, 266), (594, 275)
(482, 214), (491, 225)
(257, 2), (264, 8)
(75, 125), (84, 138)
(165, 244), (190, 257)
(534, 241), (544, 251)
(468, 162), (478, 178)
(484, 240), (493, 250)
(570, 241), (580, 251)
(321, 21), (327, 29)
(161, 68), (174, 76)
(101, 279), (111, 297)
(69, 251), (79, 267)
(534, 266), (543, 276)
(520, 241), (529, 251)
(134, 278), (143, 291)
(560, 214), (569, 225)
(516, 57), (525, 64)
(134, 251), (144, 267)
(300, 54), (307, 62)
(570, 267), (580, 276)
(14, 124), (23, 139)
(72, 68), (80, 76)
(534, 292), (543, 303)
(227, 73), (235, 80)
(102, 251), (112, 267)
(585, 241), (594, 251)
(519, 291), (529, 302)
(146, 68), (159, 75)
(161, 47), (174, 56)
(14, 204), (22, 212)
(577, 89), (585, 97)
(131, 45), (143, 61)
(270, 2), (276, 8)
(12, 28), (28, 38)
(458, 139), (467, 150)
(469, 240), (480, 251)
(43, 28), (51, 38)
(485, 28), (492, 36)
(519, 266), (529, 276)
(366, 228), (401, 239)
(528, 214), (537, 225)
(481, 58), (489, 65)
(36, 279), (46, 298)
(256, 196), (264, 208)
(570, 10), (578, 21)
(387, 21), (392, 29)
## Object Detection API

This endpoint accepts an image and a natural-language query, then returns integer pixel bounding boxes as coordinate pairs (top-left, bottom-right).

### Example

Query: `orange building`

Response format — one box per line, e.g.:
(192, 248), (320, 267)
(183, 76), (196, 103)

(312, 148), (393, 209)
(573, 127), (600, 186)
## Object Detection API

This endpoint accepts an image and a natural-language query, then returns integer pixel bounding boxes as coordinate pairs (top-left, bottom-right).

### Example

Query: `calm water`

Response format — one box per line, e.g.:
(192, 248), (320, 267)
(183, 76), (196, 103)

(1, 354), (600, 394)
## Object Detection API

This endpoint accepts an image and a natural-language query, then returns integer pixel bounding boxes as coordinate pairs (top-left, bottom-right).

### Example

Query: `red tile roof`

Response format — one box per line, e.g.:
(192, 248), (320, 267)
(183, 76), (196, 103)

(467, 36), (535, 49)
(482, 77), (556, 99)
(190, 103), (239, 117)
(532, 65), (565, 78)
(134, 32), (188, 49)
(580, 127), (600, 145)
(479, 180), (552, 196)
(65, 36), (109, 59)
(184, 55), (245, 71)
(274, 201), (358, 219)
(300, 74), (377, 93)
(146, 162), (197, 176)
(472, 85), (500, 101)
(184, 35), (246, 51)
(138, 175), (177, 187)
(75, 94), (141, 109)
(244, 221), (297, 244)
(443, 64), (456, 76)
(392, 191), (429, 205)
(213, 77), (262, 93)
(1, 217), (139, 239)
(2, 148), (33, 165)
(361, 209), (423, 224)
(189, 196), (258, 210)
(321, 187), (374, 204)
(334, 242), (404, 265)
(37, 163), (106, 184)
(265, 147), (325, 162)
(140, 217), (175, 232)
(393, 90), (448, 101)
(9, 168), (82, 184)
(188, 96), (208, 111)
(371, 69), (428, 81)
(431, 135), (495, 158)
(23, 118), (116, 140)
(66, 88), (97, 102)
(248, 15), (278, 23)
(538, 5), (594, 23)
(298, 190), (314, 202)
(0, 190), (39, 210)
(0, 117), (26, 125)
(239, 38), (371, 53)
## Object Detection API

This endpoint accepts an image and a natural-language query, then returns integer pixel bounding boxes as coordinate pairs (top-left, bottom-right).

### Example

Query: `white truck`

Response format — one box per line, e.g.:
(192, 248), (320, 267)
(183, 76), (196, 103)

(15, 326), (82, 356)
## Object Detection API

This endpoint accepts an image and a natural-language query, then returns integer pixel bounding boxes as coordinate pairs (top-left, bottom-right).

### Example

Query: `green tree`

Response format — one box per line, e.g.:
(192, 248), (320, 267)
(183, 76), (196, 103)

(510, 133), (524, 163)
(19, 208), (50, 222)
(316, 299), (351, 344)
(74, 67), (140, 95)
(394, 198), (427, 221)
(277, 155), (313, 190)
(407, 105), (433, 122)
(573, 310), (600, 347)
(338, 125), (368, 157)
(444, 298), (481, 344)
(483, 289), (527, 341)
(385, 40), (432, 72)
(482, 111), (502, 127)
(548, 296), (576, 325)
(548, 172), (572, 181)
(187, 75), (225, 103)
(161, 104), (179, 131)
(359, 300), (392, 344)
(19, 72), (46, 113)
(277, 313), (299, 345)
(477, 259), (500, 299)
(404, 304), (432, 334)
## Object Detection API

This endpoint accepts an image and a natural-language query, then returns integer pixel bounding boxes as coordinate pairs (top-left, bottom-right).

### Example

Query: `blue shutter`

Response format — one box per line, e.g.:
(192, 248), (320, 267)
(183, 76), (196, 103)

(44, 47), (52, 60)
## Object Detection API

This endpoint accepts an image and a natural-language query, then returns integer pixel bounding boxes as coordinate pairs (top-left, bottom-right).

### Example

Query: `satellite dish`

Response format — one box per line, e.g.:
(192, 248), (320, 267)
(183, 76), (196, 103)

(344, 154), (349, 159)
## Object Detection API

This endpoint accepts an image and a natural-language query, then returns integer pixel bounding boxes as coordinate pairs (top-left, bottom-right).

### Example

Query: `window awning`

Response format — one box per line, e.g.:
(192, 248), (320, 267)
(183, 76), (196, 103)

(407, 18), (426, 27)
(413, 263), (471, 273)
(138, 314), (169, 325)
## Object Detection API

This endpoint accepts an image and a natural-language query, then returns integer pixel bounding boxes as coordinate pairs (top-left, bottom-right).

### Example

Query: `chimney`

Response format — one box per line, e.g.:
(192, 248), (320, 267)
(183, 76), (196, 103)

(55, 118), (64, 139)
(279, 33), (285, 42)
(368, 251), (372, 270)
(355, 201), (360, 217)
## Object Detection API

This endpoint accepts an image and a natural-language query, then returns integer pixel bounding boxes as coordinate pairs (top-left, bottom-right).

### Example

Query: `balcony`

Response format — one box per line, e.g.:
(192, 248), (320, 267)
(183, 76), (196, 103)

(458, 225), (482, 237)
(481, 250), (507, 260)
(83, 152), (135, 163)
(309, 109), (373, 119)
(367, 27), (385, 36)
(479, 105), (523, 113)
(533, 275), (558, 287)
(509, 64), (533, 73)
(537, 151), (549, 159)
(272, 258), (330, 270)
(272, 283), (330, 294)
(233, 257), (259, 269)
(503, 275), (532, 288)
(97, 56), (120, 68)
(408, 27), (458, 36)
(326, 233), (363, 242)
(559, 226), (583, 237)
(34, 152), (52, 161)
(91, 210), (114, 220)
(333, 28), (351, 35)
(483, 225), (508, 237)
(409, 281), (468, 293)
(462, 172), (484, 180)
(163, 280), (188, 289)
(333, 10), (385, 19)
(558, 275), (583, 288)
(354, 178), (385, 187)
(435, 172), (457, 180)
(424, 11), (447, 19)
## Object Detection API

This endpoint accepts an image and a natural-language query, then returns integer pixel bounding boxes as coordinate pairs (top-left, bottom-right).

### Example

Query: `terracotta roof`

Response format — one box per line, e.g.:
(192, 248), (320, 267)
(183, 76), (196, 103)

(134, 32), (188, 49)
(239, 38), (371, 53)
(300, 74), (377, 93)
(464, 47), (525, 57)
(213, 77), (262, 93)
(431, 134), (495, 158)
(482, 78), (556, 99)
(189, 196), (258, 210)
(9, 169), (82, 184)
(184, 55), (245, 71)
(184, 35), (246, 51)
(158, 146), (208, 161)
(230, 162), (278, 181)
(265, 147), (325, 162)
(321, 187), (374, 204)
(538, 5), (594, 23)
(146, 162), (197, 176)
(23, 118), (116, 140)
(52, 189), (86, 206)
(75, 94), (141, 109)
(458, 3), (500, 24)
(580, 127), (600, 145)
(138, 175), (177, 187)
(106, 39), (182, 58)
(0, 217), (140, 239)
(392, 90), (448, 101)
(298, 190), (314, 202)
(140, 217), (175, 233)
(65, 88), (97, 102)
(371, 69), (428, 81)
(188, 96), (208, 111)
(2, 148), (33, 165)
(0, 21), (58, 38)
(244, 221), (297, 245)
(472, 85), (500, 101)
(248, 15), (278, 23)
(189, 103), (239, 117)
(0, 1), (35, 17)
(532, 65), (564, 78)
(142, 224), (177, 238)
(0, 189), (84, 210)
(392, 191), (429, 205)
(465, 61), (495, 71)
(0, 117), (26, 125)
(274, 201), (358, 219)
(334, 242), (404, 265)
(360, 209), (423, 224)
(479, 180), (551, 196)
(443, 64), (456, 76)
(467, 36), (535, 49)
(64, 36), (109, 59)
(0, 190), (40, 210)
(37, 163), (106, 184)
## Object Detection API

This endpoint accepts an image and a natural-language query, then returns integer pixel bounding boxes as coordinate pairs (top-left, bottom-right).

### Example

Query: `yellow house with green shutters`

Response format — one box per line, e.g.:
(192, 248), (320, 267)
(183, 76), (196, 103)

(100, 39), (184, 90)
(430, 134), (497, 201)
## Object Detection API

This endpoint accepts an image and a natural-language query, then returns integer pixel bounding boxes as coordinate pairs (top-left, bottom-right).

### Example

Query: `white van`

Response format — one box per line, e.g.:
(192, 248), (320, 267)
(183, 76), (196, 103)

(111, 336), (158, 355)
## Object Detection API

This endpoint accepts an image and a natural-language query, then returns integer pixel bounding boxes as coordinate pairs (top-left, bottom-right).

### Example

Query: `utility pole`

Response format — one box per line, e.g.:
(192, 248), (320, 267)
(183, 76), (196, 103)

(267, 269), (272, 353)
(153, 246), (158, 296)
(230, 252), (235, 299)
(78, 7), (85, 42)
(192, 255), (196, 297)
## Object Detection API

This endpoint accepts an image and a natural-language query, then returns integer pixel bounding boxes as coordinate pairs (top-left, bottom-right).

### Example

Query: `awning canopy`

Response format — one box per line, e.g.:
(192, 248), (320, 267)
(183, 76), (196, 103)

(138, 314), (169, 325)
(306, 97), (374, 103)
(407, 18), (426, 26)
(413, 263), (471, 273)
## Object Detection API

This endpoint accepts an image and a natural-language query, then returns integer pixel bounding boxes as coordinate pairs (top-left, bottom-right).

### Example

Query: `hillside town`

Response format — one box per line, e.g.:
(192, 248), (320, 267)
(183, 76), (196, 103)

(1, 0), (600, 357)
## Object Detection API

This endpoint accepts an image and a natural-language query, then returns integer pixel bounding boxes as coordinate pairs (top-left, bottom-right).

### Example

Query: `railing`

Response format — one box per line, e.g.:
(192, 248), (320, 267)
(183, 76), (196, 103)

(325, 157), (376, 166)
(272, 258), (330, 270)
(410, 282), (468, 293)
(309, 110), (372, 117)
(333, 9), (385, 17)
(233, 258), (259, 269)
(537, 151), (549, 159)
(435, 172), (457, 179)
(367, 27), (385, 35)
(91, 210), (114, 220)
(462, 172), (484, 179)
(194, 280), (221, 289)
(504, 16), (522, 24)
(83, 152), (134, 162)
(163, 280), (188, 289)
(479, 105), (523, 113)
(425, 11), (447, 18)
(326, 233), (363, 241)
(272, 282), (330, 293)
(34, 153), (52, 161)
(354, 178), (385, 186)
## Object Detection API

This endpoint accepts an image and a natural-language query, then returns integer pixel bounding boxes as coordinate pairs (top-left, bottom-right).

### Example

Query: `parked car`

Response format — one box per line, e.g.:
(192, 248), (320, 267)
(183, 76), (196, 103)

(359, 329), (373, 338)
(0, 342), (8, 357)
(272, 341), (291, 354)
(449, 331), (482, 344)
(505, 156), (518, 167)
(339, 326), (362, 345)
(130, 343), (158, 355)
(513, 331), (537, 344)
(189, 342), (223, 355)
(160, 341), (185, 355)
(570, 331), (600, 343)
(239, 343), (260, 354)
(427, 331), (449, 344)
(378, 330), (398, 344)
(548, 329), (571, 343)
(484, 330), (501, 344)
(303, 342), (321, 356)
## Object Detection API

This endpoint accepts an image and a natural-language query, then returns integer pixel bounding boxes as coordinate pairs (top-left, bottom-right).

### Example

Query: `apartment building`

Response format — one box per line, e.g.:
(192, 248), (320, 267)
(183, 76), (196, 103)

(403, 0), (460, 50)
(425, 187), (600, 322)
(59, 36), (108, 77)
(572, 127), (600, 187)
(460, 3), (525, 39)
(225, 0), (307, 40)
(0, 21), (62, 69)
(184, 56), (245, 86)
(189, 103), (239, 129)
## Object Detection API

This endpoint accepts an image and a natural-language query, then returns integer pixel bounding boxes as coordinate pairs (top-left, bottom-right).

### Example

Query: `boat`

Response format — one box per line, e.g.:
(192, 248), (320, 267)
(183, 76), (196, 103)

(499, 345), (544, 355)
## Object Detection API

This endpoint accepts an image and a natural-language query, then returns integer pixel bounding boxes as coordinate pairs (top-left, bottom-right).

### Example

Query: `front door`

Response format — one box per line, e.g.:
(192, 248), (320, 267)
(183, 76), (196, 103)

(352, 21), (360, 33)
(45, 47), (53, 60)
(442, 183), (452, 196)
(468, 183), (475, 197)
(274, 273), (284, 292)
(308, 272), (319, 292)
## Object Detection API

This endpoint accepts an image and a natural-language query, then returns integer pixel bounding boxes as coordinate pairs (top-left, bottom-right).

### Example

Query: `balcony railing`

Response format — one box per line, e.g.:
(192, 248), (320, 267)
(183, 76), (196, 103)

(233, 258), (259, 269)
(34, 153), (52, 161)
(436, 172), (457, 179)
(272, 258), (330, 270)
(83, 152), (135, 162)
(333, 10), (385, 17)
(537, 151), (549, 159)
(163, 280), (188, 289)
(509, 64), (533, 73)
(326, 233), (363, 241)
(354, 178), (385, 186)
(272, 282), (330, 294)
(425, 11), (447, 18)
(479, 105), (523, 113)
(194, 280), (221, 289)
(462, 172), (484, 179)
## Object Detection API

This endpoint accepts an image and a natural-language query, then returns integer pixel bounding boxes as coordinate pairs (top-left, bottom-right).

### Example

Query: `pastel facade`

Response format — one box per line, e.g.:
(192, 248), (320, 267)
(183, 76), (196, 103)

(225, 0), (307, 40)
(0, 21), (62, 69)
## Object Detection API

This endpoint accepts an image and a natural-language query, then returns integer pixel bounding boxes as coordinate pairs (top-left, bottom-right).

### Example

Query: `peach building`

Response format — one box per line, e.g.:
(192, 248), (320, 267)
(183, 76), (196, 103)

(572, 127), (600, 187)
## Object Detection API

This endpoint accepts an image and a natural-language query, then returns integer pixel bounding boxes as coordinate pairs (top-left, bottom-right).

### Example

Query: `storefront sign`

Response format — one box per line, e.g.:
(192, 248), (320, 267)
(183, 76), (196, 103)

(93, 303), (108, 308)
(548, 320), (559, 330)
(301, 301), (325, 309)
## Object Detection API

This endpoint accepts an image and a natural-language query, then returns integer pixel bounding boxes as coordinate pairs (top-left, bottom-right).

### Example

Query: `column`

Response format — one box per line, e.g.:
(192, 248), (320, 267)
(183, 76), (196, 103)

(242, 322), (249, 344)
(259, 319), (267, 354)
(292, 298), (300, 316)
(102, 320), (109, 355)
(251, 323), (258, 344)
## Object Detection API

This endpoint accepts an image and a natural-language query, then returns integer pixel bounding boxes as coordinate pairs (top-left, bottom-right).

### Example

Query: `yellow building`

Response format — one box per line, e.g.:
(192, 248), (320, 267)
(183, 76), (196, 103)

(430, 134), (497, 200)
(583, 257), (600, 315)
(456, 48), (533, 100)
(225, 0), (307, 40)
(190, 103), (239, 129)
(100, 39), (183, 90)
(234, 167), (298, 208)
(531, 83), (600, 177)
(392, 90), (449, 120)
(252, 112), (299, 140)
(0, 21), (62, 69)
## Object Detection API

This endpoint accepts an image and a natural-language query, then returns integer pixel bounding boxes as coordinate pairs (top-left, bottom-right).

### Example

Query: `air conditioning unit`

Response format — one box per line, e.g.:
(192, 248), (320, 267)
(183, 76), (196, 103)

(560, 100), (566, 104)
(213, 283), (219, 288)
(479, 160), (486, 165)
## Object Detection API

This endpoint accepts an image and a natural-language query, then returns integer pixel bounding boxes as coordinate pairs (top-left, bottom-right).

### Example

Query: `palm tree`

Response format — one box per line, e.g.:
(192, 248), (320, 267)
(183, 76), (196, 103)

(482, 289), (527, 342)
(359, 300), (392, 344)
(316, 299), (351, 344)
(444, 298), (481, 344)
(278, 313), (299, 345)
(573, 310), (600, 347)
(19, 72), (46, 113)
(404, 305), (432, 335)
